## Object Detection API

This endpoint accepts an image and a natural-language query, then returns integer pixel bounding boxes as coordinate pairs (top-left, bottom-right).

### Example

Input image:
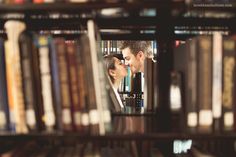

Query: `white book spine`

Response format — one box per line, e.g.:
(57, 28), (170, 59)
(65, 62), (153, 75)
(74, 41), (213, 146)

(87, 20), (105, 135)
(5, 21), (28, 133)
(39, 44), (56, 129)
(212, 32), (222, 119)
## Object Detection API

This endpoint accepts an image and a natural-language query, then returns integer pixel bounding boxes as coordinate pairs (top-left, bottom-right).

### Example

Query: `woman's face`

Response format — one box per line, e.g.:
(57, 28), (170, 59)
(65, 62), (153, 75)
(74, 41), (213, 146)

(113, 57), (128, 79)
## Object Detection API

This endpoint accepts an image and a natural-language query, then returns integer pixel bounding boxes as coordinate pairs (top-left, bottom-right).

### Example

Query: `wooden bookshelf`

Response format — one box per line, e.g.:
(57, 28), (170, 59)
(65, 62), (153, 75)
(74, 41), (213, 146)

(0, 1), (184, 13)
(0, 1), (236, 156)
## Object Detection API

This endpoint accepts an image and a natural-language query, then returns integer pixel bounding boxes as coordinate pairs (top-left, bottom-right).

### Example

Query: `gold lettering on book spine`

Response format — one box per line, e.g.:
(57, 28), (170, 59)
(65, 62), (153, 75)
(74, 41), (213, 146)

(200, 38), (211, 109)
(70, 66), (79, 106)
(223, 57), (235, 109)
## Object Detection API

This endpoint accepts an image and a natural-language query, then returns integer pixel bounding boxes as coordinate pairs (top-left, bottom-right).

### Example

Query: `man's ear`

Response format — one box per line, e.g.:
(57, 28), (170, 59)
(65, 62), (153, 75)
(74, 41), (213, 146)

(108, 69), (116, 77)
(137, 51), (145, 60)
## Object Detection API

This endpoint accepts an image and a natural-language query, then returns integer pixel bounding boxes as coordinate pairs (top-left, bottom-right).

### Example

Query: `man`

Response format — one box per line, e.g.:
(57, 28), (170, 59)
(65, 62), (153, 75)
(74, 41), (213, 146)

(119, 40), (153, 73)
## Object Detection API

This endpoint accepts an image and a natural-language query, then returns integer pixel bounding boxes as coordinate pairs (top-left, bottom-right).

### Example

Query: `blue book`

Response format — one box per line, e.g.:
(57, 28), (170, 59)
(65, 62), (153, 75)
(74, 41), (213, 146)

(0, 38), (10, 131)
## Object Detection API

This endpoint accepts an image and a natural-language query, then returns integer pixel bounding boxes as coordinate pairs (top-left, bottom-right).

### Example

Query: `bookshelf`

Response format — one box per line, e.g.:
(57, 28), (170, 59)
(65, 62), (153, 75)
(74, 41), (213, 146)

(0, 1), (236, 157)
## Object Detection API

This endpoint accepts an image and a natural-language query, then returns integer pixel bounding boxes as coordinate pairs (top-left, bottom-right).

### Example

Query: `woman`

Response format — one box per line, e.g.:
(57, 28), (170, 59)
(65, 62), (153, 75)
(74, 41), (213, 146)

(104, 54), (128, 90)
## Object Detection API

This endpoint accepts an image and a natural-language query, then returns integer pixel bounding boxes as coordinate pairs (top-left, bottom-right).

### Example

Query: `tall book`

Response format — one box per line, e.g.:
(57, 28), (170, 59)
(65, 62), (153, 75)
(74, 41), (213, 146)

(53, 38), (73, 131)
(66, 41), (83, 131)
(75, 41), (90, 133)
(212, 32), (223, 132)
(0, 38), (9, 131)
(87, 20), (112, 134)
(50, 38), (62, 131)
(19, 31), (38, 131)
(4, 20), (28, 133)
(78, 35), (100, 135)
(36, 35), (56, 131)
(222, 37), (236, 132)
(31, 34), (45, 131)
(169, 71), (184, 132)
(186, 39), (198, 133)
(197, 35), (213, 133)
(174, 39), (198, 133)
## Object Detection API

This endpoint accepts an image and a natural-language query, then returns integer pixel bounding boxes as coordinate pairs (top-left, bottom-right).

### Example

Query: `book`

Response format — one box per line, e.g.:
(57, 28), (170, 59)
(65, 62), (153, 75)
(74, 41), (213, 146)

(78, 35), (100, 135)
(19, 31), (38, 131)
(50, 38), (62, 131)
(197, 36), (213, 133)
(0, 38), (9, 131)
(66, 41), (83, 131)
(222, 36), (236, 132)
(169, 71), (184, 132)
(36, 35), (56, 131)
(75, 41), (89, 133)
(212, 32), (223, 132)
(187, 38), (198, 133)
(53, 38), (73, 131)
(4, 20), (28, 133)
(87, 20), (112, 134)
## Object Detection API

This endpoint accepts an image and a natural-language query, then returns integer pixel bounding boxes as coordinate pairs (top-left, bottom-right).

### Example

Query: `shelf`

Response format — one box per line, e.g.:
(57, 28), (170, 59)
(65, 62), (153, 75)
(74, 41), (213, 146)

(0, 132), (236, 142)
(112, 112), (156, 116)
(0, 1), (185, 13)
(188, 5), (236, 13)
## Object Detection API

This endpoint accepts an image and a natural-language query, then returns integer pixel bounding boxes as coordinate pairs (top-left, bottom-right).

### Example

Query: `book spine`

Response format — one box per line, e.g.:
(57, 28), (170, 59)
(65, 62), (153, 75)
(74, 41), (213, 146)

(88, 20), (112, 134)
(187, 39), (198, 133)
(87, 21), (105, 135)
(222, 37), (236, 132)
(4, 41), (16, 131)
(33, 0), (43, 3)
(75, 41), (89, 133)
(212, 32), (223, 132)
(38, 36), (56, 131)
(66, 41), (82, 131)
(54, 38), (73, 131)
(32, 35), (45, 131)
(14, 0), (24, 4)
(104, 40), (107, 55)
(50, 38), (62, 131)
(79, 35), (100, 135)
(0, 38), (9, 131)
(19, 32), (38, 131)
(4, 21), (28, 133)
(197, 36), (213, 133)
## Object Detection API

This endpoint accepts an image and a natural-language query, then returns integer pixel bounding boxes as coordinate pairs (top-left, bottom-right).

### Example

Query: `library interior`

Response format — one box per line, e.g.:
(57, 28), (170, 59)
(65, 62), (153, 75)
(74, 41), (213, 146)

(0, 0), (235, 157)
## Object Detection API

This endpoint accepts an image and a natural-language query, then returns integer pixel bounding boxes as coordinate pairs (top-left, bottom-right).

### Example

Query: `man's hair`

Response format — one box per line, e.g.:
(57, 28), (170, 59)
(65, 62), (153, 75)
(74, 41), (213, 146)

(119, 40), (153, 58)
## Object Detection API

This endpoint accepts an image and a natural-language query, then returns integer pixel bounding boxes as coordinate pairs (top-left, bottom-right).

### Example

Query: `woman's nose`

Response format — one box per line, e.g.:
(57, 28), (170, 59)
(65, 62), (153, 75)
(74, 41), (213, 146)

(124, 60), (129, 66)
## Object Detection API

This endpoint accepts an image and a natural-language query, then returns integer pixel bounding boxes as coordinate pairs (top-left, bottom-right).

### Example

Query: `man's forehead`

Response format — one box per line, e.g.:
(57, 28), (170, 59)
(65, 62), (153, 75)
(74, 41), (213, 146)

(122, 47), (132, 56)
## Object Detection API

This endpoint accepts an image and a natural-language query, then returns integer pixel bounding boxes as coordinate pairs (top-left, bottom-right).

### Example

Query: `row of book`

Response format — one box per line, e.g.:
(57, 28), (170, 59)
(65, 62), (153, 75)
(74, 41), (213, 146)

(173, 32), (236, 133)
(101, 40), (157, 57)
(0, 140), (222, 157)
(0, 0), (124, 4)
(0, 20), (115, 134)
(0, 0), (156, 4)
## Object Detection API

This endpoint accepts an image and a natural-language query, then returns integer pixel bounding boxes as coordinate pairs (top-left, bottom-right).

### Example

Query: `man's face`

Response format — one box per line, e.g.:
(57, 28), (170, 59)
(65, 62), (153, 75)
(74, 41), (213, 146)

(122, 47), (142, 74)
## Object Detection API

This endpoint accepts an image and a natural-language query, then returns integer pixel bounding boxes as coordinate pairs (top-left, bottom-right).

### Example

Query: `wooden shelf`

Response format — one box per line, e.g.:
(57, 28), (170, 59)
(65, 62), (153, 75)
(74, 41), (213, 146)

(0, 1), (185, 13)
(0, 132), (236, 141)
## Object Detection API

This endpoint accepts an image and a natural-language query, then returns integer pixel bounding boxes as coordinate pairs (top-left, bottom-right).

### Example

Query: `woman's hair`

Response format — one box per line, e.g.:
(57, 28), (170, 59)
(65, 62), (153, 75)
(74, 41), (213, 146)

(104, 54), (116, 84)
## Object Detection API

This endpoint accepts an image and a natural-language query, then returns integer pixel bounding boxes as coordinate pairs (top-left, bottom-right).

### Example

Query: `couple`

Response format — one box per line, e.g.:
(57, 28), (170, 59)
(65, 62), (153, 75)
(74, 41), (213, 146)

(104, 41), (153, 90)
